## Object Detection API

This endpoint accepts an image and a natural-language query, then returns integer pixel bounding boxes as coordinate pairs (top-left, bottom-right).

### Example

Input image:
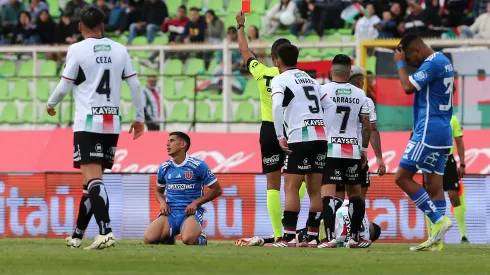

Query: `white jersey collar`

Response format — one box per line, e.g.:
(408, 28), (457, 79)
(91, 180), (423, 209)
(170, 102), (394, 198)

(172, 154), (189, 167)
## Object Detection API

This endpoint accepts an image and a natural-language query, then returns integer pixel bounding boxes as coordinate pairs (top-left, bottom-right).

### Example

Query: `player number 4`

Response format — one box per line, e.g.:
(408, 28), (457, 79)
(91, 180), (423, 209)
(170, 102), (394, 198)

(439, 77), (453, 111)
(97, 69), (111, 101)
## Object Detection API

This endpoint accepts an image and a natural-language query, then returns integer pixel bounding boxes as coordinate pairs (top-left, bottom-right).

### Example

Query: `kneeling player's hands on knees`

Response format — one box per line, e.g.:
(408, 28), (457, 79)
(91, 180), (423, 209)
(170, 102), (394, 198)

(129, 120), (145, 140)
(279, 138), (292, 153)
(160, 202), (170, 216)
(376, 157), (386, 176)
(185, 202), (198, 215)
(46, 106), (56, 116)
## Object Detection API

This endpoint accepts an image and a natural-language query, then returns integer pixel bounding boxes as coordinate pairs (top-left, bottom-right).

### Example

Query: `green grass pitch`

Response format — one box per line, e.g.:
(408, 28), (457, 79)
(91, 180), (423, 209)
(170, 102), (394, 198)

(1, 239), (490, 274)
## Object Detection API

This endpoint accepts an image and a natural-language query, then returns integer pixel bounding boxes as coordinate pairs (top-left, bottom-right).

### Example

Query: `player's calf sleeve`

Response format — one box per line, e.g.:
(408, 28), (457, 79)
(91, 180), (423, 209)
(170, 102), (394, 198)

(348, 196), (365, 242)
(72, 185), (93, 239)
(299, 182), (307, 203)
(267, 190), (283, 239)
(453, 205), (467, 238)
(322, 196), (337, 240)
(87, 178), (112, 235)
(306, 212), (322, 241)
(282, 210), (299, 241)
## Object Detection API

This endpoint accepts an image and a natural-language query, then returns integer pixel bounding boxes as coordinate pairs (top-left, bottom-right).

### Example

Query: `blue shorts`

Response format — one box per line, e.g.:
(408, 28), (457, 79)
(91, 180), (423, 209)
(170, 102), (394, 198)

(399, 140), (449, 175)
(158, 209), (204, 237)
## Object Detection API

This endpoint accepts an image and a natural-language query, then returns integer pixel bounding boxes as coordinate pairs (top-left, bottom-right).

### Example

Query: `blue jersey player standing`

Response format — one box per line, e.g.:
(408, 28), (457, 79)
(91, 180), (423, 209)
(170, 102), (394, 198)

(393, 34), (454, 251)
(144, 132), (222, 245)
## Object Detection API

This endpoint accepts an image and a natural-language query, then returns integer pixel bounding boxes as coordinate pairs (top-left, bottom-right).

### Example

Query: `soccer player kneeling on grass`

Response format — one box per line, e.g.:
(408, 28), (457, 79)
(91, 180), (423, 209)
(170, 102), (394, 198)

(144, 132), (222, 245)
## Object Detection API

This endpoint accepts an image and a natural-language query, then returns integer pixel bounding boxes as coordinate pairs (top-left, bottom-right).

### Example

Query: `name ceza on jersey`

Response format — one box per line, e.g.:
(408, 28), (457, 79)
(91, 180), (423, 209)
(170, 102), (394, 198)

(270, 69), (327, 143)
(322, 82), (369, 159)
(156, 156), (217, 211)
(61, 38), (137, 134)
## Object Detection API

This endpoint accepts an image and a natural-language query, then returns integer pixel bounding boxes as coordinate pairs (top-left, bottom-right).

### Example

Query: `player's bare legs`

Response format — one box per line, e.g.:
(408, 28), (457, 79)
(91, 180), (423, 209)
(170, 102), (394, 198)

(283, 174), (303, 212)
(144, 215), (171, 244)
(361, 187), (368, 201)
(180, 216), (207, 245)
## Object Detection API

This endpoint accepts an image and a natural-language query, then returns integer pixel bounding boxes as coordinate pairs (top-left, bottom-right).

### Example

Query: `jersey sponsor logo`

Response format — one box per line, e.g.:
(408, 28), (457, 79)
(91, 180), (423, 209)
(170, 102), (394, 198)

(73, 144), (81, 162)
(303, 119), (324, 127)
(263, 154), (280, 166)
(93, 44), (111, 52)
(294, 78), (316, 85)
(423, 152), (441, 167)
(315, 153), (326, 167)
(264, 75), (273, 92)
(332, 96), (360, 104)
(294, 72), (309, 78)
(92, 107), (119, 115)
(298, 158), (311, 170)
(335, 89), (352, 95)
(251, 61), (259, 68)
(166, 184), (196, 190)
(95, 57), (112, 64)
(185, 171), (193, 180)
(176, 174), (181, 179)
(90, 143), (104, 158)
(346, 164), (359, 180)
(413, 70), (428, 82)
(330, 137), (358, 145)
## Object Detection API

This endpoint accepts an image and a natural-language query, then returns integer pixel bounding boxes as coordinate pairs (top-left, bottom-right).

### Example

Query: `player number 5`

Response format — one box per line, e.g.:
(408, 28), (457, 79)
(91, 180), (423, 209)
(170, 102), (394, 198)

(303, 86), (320, 114)
(439, 77), (453, 111)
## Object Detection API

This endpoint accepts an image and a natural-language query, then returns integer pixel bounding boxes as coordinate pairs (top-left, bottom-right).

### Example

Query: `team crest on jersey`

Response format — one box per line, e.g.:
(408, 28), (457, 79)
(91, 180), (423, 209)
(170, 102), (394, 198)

(185, 171), (193, 180)
(414, 70), (428, 81)
(93, 44), (111, 52)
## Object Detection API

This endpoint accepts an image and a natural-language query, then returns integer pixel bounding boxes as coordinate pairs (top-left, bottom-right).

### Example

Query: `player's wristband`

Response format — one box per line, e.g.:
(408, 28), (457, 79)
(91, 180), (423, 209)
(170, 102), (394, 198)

(361, 147), (368, 152)
(460, 164), (466, 168)
(397, 61), (406, 69)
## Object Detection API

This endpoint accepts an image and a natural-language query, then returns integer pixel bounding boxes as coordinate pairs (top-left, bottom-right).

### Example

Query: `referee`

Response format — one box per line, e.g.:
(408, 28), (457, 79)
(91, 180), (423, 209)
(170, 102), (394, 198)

(236, 11), (306, 242)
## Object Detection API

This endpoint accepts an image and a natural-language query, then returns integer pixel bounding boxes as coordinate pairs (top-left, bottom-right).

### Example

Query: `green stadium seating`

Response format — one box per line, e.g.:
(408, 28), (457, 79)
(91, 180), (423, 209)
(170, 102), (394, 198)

(268, 0), (280, 8)
(300, 35), (320, 58)
(163, 77), (182, 100)
(0, 103), (19, 123)
(130, 37), (151, 58)
(140, 66), (159, 76)
(323, 34), (343, 58)
(244, 79), (260, 100)
(165, 59), (183, 76)
(47, 0), (60, 17)
(153, 36), (168, 45)
(207, 58), (218, 74)
(165, 0), (183, 17)
(207, 0), (224, 12)
(124, 106), (135, 123)
(366, 56), (376, 74)
(40, 105), (59, 123)
(227, 0), (242, 13)
(196, 102), (213, 122)
(20, 103), (33, 123)
(37, 80), (50, 101)
(18, 60), (35, 77)
(252, 0), (267, 11)
(0, 79), (12, 101)
(247, 13), (262, 28)
(0, 61), (16, 76)
(121, 82), (132, 101)
(233, 101), (255, 122)
(224, 14), (236, 28)
(185, 58), (205, 75)
(213, 102), (223, 122)
(168, 102), (191, 122)
(41, 61), (57, 76)
(61, 103), (75, 124)
(187, 0), (203, 8)
(181, 78), (207, 100)
(13, 80), (32, 101)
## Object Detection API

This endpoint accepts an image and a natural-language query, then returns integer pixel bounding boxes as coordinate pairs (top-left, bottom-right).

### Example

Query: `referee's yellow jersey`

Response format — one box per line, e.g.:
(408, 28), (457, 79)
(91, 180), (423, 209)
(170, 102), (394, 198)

(449, 115), (463, 155)
(247, 59), (279, 122)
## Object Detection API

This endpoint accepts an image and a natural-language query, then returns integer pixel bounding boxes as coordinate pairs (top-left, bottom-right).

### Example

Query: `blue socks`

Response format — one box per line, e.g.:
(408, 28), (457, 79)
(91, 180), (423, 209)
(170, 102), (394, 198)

(433, 200), (446, 216)
(198, 234), (207, 246)
(410, 188), (443, 224)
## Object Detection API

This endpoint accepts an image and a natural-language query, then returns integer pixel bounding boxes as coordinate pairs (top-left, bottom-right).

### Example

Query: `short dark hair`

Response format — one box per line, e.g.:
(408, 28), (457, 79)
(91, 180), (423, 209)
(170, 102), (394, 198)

(80, 6), (105, 29)
(371, 223), (382, 242)
(178, 5), (187, 11)
(277, 44), (299, 67)
(271, 38), (291, 58)
(170, 131), (191, 152)
(332, 54), (352, 66)
(228, 26), (237, 33)
(189, 7), (200, 12)
(399, 33), (422, 52)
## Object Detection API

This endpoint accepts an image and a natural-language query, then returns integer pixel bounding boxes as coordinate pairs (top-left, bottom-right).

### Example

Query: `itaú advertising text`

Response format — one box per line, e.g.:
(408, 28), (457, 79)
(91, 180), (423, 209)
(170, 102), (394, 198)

(0, 173), (489, 244)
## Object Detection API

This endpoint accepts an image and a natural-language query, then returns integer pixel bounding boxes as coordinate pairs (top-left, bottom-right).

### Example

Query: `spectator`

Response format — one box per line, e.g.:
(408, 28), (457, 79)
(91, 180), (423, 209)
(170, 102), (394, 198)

(94, 0), (110, 24)
(458, 3), (490, 38)
(204, 10), (224, 44)
(398, 0), (429, 37)
(127, 0), (168, 44)
(376, 11), (397, 38)
(58, 13), (81, 44)
(36, 9), (57, 44)
(161, 5), (188, 43)
(291, 0), (313, 37)
(120, 1), (141, 32)
(11, 11), (38, 44)
(183, 7), (205, 43)
(1, 0), (24, 36)
(142, 75), (161, 131)
(309, 0), (343, 37)
(26, 0), (48, 23)
(248, 25), (266, 63)
(355, 3), (380, 40)
(424, 0), (444, 37)
(64, 0), (88, 22)
(390, 2), (403, 25)
(441, 0), (472, 27)
(106, 0), (127, 33)
(261, 0), (297, 36)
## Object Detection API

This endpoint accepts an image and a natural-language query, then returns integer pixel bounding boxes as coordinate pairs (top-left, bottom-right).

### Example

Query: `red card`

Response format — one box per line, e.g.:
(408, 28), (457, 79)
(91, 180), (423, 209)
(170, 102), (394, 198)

(242, 0), (251, 13)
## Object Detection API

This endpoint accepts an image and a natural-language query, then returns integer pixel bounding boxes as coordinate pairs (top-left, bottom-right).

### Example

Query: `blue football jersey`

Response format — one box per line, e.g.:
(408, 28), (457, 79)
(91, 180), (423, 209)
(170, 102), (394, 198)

(408, 52), (454, 148)
(156, 156), (217, 211)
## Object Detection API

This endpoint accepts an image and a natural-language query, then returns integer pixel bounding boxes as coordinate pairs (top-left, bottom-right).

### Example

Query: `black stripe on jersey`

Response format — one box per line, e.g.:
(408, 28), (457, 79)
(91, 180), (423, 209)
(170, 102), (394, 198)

(74, 66), (86, 86)
(282, 87), (295, 107)
(246, 58), (256, 73)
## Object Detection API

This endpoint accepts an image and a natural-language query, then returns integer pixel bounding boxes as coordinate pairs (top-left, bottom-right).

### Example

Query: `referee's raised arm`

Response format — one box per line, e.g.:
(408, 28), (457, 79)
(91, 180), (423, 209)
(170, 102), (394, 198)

(236, 11), (256, 65)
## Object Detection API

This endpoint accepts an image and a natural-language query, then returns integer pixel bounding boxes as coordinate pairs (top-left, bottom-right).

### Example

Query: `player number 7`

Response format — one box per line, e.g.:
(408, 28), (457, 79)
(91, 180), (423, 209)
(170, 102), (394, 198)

(439, 77), (453, 111)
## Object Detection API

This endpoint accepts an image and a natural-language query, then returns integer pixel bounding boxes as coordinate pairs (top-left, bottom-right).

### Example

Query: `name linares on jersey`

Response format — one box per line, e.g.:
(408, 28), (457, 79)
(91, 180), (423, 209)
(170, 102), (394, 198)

(294, 78), (316, 85)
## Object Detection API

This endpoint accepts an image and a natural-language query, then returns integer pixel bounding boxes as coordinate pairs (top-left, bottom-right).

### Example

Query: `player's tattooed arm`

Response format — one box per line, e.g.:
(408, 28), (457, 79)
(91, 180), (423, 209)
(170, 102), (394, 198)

(361, 115), (371, 149)
(369, 123), (382, 158)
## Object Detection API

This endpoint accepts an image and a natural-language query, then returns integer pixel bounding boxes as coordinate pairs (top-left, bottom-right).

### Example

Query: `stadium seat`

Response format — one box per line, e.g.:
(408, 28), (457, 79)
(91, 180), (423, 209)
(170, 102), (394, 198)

(36, 80), (50, 101)
(0, 79), (12, 101)
(185, 58), (205, 75)
(121, 82), (132, 101)
(196, 102), (213, 122)
(153, 35), (168, 45)
(233, 102), (255, 122)
(207, 0), (224, 12)
(167, 102), (191, 122)
(187, 0), (202, 8)
(47, 0), (60, 17)
(13, 80), (32, 101)
(165, 59), (183, 76)
(268, 0), (280, 8)
(367, 56), (376, 74)
(140, 66), (159, 76)
(0, 61), (16, 76)
(323, 34), (343, 58)
(213, 102), (223, 122)
(41, 60), (57, 76)
(247, 13), (262, 28)
(181, 78), (207, 100)
(165, 0), (183, 17)
(224, 14), (236, 28)
(18, 60), (35, 77)
(252, 0), (267, 11)
(300, 35), (321, 58)
(163, 77), (182, 100)
(227, 0), (242, 13)
(130, 37), (151, 59)
(20, 103), (34, 123)
(244, 79), (260, 100)
(61, 103), (75, 124)
(0, 103), (19, 123)
(207, 58), (218, 74)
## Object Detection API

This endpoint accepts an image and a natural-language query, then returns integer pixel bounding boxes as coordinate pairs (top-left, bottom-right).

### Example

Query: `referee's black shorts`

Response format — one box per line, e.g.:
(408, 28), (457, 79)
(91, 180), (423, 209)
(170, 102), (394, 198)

(260, 121), (285, 174)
